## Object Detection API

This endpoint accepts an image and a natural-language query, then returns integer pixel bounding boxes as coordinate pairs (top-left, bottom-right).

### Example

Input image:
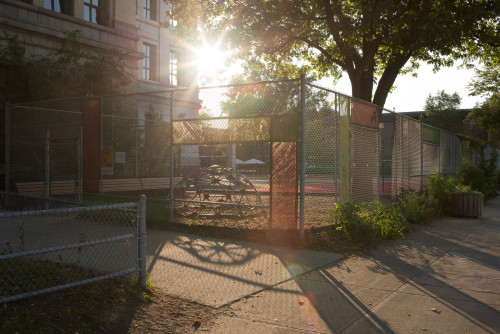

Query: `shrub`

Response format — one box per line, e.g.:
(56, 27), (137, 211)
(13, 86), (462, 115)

(395, 190), (440, 224)
(455, 162), (486, 193)
(329, 201), (412, 246)
(478, 150), (499, 200)
(329, 202), (377, 245)
(426, 171), (457, 214)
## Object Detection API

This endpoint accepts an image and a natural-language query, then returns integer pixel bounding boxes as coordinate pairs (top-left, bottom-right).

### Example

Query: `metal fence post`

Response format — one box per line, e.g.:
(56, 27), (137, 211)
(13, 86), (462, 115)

(299, 75), (306, 240)
(100, 97), (104, 195)
(169, 91), (174, 224)
(420, 120), (424, 191)
(77, 127), (83, 202)
(137, 194), (147, 288)
(5, 103), (10, 193)
(45, 129), (51, 209)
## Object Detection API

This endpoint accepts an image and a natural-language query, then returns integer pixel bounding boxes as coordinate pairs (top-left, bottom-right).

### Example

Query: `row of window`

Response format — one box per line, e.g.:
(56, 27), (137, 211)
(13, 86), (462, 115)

(143, 44), (179, 86)
(42, 0), (107, 25)
(20, 1), (180, 86)
(37, 0), (175, 26)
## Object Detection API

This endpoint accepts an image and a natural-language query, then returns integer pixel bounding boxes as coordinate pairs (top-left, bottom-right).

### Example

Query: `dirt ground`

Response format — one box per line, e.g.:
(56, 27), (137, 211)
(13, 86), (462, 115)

(162, 194), (364, 254)
(2, 195), (363, 333)
(0, 277), (225, 334)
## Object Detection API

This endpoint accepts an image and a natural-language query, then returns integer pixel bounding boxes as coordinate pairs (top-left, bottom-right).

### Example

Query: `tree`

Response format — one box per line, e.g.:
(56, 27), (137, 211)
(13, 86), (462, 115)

(0, 31), (132, 104)
(468, 62), (500, 98)
(466, 94), (500, 144)
(423, 90), (462, 132)
(171, 0), (499, 108)
(465, 61), (500, 144)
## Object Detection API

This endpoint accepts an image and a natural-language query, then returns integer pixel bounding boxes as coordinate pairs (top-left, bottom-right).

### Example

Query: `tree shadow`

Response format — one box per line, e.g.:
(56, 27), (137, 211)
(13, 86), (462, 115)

(282, 218), (500, 333)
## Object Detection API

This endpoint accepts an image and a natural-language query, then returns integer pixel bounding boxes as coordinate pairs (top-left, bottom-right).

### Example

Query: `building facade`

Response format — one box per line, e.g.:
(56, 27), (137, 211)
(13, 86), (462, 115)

(0, 0), (201, 186)
(0, 0), (196, 93)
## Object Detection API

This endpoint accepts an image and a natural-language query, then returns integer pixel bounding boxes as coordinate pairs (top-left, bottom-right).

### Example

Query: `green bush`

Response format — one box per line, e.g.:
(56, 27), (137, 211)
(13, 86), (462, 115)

(478, 150), (499, 200)
(455, 162), (486, 194)
(329, 201), (412, 246)
(395, 190), (440, 224)
(426, 171), (457, 214)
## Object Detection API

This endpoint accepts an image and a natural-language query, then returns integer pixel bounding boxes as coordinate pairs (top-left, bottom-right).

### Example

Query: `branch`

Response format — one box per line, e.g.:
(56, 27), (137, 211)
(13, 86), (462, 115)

(293, 36), (346, 68)
(321, 0), (356, 70)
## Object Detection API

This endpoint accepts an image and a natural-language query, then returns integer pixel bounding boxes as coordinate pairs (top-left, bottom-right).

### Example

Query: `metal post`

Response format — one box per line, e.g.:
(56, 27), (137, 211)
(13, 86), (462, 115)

(400, 117), (404, 192)
(99, 97), (104, 195)
(135, 109), (139, 178)
(45, 129), (51, 209)
(169, 91), (174, 224)
(137, 194), (147, 288)
(5, 103), (10, 193)
(420, 121), (424, 191)
(299, 74), (306, 240)
(77, 127), (83, 202)
(377, 118), (381, 200)
(334, 94), (339, 205)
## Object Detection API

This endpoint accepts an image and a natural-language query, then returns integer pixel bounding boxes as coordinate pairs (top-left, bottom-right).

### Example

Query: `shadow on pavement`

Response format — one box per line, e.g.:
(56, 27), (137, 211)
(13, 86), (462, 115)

(284, 212), (500, 333)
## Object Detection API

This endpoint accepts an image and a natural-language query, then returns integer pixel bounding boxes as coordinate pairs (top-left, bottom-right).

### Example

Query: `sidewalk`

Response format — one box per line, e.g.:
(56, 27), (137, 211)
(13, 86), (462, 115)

(146, 197), (500, 333)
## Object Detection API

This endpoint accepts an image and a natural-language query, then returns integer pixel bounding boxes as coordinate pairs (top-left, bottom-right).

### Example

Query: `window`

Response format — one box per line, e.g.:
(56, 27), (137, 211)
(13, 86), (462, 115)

(143, 43), (157, 81)
(169, 51), (178, 86)
(169, 2), (177, 29)
(143, 0), (157, 21)
(84, 0), (109, 26)
(44, 0), (73, 15)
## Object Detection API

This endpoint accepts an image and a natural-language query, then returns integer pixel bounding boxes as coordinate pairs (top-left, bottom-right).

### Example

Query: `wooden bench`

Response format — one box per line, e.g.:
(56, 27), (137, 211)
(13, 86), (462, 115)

(16, 178), (183, 196)
(16, 180), (77, 196)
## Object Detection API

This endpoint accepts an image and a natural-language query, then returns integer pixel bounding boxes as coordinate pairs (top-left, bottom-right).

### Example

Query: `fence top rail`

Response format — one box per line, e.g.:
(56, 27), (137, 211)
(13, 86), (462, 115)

(8, 79), (300, 107)
(306, 82), (383, 110)
(8, 105), (82, 115)
(0, 202), (137, 218)
(173, 111), (298, 122)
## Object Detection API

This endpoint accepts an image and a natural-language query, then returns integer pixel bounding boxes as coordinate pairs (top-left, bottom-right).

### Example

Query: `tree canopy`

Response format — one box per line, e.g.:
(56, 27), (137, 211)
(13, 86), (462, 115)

(0, 31), (132, 104)
(171, 0), (499, 109)
(466, 62), (500, 144)
(423, 90), (462, 132)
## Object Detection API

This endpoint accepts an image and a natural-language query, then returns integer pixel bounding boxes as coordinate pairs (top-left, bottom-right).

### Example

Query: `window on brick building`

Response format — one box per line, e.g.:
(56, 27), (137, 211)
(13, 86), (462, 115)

(44, 0), (73, 15)
(169, 51), (179, 86)
(143, 0), (157, 21)
(143, 43), (158, 81)
(84, 0), (109, 26)
(169, 2), (177, 29)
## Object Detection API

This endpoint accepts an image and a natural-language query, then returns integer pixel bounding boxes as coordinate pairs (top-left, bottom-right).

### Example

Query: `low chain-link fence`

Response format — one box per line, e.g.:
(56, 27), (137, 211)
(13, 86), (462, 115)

(0, 192), (146, 303)
(4, 79), (469, 232)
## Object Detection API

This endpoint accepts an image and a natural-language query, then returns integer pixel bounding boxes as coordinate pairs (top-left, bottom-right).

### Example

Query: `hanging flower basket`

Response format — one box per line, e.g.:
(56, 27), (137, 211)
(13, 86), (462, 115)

(450, 192), (483, 218)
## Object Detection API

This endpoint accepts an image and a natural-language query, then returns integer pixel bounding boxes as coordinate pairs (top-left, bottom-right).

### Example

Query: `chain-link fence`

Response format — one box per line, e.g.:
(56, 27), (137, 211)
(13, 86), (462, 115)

(380, 112), (463, 200)
(4, 79), (467, 233)
(0, 192), (146, 303)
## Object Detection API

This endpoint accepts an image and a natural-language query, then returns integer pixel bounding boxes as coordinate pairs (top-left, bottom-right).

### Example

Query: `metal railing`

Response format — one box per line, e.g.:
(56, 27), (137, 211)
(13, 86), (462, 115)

(0, 193), (147, 303)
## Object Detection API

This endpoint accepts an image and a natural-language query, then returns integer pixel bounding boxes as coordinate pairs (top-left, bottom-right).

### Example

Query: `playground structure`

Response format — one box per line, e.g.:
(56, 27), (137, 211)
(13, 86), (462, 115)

(4, 78), (472, 232)
(172, 165), (265, 218)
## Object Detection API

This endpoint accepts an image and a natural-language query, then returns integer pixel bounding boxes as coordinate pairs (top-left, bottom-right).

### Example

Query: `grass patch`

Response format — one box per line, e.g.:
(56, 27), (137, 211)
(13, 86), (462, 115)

(0, 258), (99, 297)
(0, 257), (154, 334)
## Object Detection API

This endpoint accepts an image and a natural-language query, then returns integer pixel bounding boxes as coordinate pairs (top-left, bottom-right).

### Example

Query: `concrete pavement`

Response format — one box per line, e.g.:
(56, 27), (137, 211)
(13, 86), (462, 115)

(146, 196), (500, 333)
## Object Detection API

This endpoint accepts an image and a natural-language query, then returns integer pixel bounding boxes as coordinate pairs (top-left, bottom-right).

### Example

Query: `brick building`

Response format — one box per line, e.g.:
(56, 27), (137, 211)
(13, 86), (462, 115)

(0, 0), (196, 92)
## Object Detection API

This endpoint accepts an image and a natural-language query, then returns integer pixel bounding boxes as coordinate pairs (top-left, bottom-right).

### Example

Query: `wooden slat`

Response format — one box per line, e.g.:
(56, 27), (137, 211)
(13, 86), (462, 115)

(16, 177), (183, 196)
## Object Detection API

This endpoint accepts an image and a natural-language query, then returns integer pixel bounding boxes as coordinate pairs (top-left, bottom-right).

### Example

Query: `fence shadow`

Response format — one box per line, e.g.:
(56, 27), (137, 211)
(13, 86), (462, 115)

(282, 217), (500, 333)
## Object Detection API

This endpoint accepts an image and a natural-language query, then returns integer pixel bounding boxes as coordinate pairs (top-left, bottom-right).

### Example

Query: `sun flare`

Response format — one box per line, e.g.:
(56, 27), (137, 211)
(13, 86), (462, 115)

(195, 45), (228, 78)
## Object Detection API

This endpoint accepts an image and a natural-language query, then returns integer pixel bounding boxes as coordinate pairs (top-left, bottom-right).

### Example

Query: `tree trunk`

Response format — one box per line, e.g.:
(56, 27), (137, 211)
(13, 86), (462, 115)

(372, 54), (411, 110)
(348, 65), (375, 104)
